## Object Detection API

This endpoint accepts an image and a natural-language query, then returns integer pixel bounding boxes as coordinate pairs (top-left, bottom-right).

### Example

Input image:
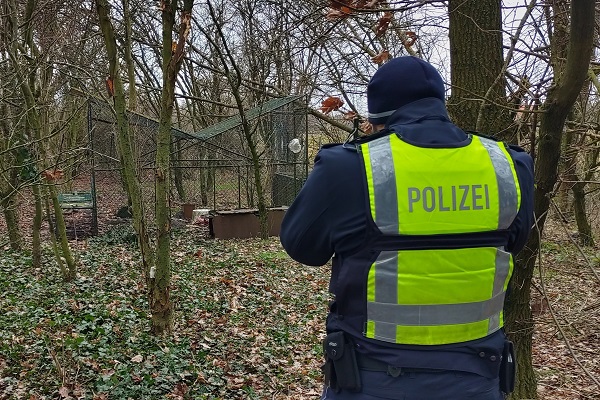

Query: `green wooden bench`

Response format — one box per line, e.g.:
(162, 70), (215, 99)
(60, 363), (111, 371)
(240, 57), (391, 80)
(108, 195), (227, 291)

(57, 191), (98, 236)
(57, 191), (94, 210)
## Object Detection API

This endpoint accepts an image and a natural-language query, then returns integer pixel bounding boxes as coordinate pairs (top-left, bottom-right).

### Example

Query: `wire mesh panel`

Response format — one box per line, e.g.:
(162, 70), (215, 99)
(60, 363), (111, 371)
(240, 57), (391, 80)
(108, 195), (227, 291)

(270, 109), (308, 206)
(171, 96), (308, 211)
(89, 98), (171, 227)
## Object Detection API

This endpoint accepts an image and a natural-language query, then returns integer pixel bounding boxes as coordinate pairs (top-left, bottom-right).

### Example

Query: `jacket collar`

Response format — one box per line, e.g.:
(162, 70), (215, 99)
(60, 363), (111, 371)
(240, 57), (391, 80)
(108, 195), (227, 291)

(385, 97), (450, 127)
(351, 97), (467, 148)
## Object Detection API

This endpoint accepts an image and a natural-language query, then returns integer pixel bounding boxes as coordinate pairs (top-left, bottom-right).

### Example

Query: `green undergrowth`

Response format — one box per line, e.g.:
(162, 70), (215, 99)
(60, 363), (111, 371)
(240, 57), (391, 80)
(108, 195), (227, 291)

(0, 225), (330, 399)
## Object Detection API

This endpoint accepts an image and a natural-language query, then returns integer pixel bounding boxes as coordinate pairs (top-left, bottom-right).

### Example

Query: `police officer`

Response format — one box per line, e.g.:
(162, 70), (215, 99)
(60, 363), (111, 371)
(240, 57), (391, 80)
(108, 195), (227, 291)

(280, 56), (534, 400)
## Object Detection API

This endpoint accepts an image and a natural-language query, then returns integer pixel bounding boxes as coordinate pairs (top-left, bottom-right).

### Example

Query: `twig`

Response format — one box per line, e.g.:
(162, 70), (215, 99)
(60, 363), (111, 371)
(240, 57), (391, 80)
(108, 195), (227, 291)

(537, 382), (596, 399)
(475, 0), (536, 131)
(549, 199), (600, 283)
(534, 213), (600, 390)
(44, 338), (65, 384)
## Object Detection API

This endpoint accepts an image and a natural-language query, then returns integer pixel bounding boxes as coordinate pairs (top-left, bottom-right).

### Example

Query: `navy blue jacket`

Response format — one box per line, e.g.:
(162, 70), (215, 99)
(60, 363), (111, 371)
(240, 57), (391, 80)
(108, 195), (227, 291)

(280, 98), (534, 378)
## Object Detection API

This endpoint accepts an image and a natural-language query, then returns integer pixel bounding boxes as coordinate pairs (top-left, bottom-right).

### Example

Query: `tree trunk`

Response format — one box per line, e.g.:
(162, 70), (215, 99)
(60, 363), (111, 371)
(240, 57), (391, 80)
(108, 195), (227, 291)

(1, 170), (22, 251)
(0, 97), (23, 251)
(172, 139), (185, 202)
(123, 0), (137, 112)
(556, 127), (575, 218)
(49, 185), (76, 280)
(505, 237), (538, 398)
(96, 0), (155, 291)
(44, 190), (69, 278)
(447, 0), (515, 141)
(572, 181), (593, 246)
(31, 183), (43, 269)
(505, 1), (596, 399)
(152, 0), (194, 335)
(97, 0), (194, 335)
(2, 195), (22, 251)
(152, 0), (177, 336)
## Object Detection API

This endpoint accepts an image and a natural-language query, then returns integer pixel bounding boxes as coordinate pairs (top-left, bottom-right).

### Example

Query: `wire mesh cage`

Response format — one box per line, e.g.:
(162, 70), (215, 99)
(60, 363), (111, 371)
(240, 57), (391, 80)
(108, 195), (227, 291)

(88, 95), (308, 229)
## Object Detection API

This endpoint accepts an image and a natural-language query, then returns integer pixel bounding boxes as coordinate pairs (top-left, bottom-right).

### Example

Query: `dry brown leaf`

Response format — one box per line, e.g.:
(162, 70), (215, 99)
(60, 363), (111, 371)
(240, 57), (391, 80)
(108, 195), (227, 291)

(326, 8), (351, 20)
(319, 96), (344, 114)
(403, 31), (418, 47)
(105, 76), (114, 97)
(41, 169), (64, 182)
(371, 50), (390, 64)
(375, 12), (393, 37)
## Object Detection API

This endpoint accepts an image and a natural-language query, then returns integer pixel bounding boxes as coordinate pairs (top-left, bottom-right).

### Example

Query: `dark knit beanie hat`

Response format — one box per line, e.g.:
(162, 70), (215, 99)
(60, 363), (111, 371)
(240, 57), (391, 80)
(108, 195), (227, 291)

(367, 56), (446, 125)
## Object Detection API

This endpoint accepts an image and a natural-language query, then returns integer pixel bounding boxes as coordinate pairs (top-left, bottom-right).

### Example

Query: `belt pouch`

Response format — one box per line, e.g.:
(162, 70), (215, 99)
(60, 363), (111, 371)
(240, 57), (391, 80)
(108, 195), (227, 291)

(499, 340), (516, 394)
(323, 331), (361, 392)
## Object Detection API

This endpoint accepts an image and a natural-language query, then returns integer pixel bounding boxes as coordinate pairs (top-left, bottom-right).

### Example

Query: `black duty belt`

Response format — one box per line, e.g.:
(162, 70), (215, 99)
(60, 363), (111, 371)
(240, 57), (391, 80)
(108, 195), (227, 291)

(355, 352), (447, 377)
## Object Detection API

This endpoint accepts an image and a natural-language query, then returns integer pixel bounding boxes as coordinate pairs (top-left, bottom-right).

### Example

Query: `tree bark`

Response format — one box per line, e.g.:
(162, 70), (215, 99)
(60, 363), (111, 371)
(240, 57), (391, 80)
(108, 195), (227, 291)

(44, 189), (69, 278)
(0, 94), (23, 251)
(31, 182), (43, 269)
(1, 195), (22, 251)
(447, 0), (515, 141)
(0, 168), (22, 251)
(49, 184), (76, 280)
(152, 0), (194, 335)
(123, 0), (137, 112)
(572, 181), (594, 246)
(95, 0), (155, 290)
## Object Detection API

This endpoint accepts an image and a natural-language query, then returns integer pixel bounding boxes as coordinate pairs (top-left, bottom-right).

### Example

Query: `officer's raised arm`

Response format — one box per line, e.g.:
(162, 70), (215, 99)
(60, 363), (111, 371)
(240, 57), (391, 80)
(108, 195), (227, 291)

(280, 143), (368, 266)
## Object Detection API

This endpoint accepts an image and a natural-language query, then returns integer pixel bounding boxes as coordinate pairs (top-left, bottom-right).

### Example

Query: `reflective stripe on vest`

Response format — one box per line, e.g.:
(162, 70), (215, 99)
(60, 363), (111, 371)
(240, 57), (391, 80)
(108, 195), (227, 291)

(359, 134), (520, 345)
(361, 134), (520, 235)
(365, 247), (513, 345)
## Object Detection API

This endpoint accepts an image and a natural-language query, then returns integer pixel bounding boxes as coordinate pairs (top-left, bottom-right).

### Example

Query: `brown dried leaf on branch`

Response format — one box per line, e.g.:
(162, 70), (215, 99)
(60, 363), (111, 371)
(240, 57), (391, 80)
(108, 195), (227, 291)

(326, 0), (384, 21)
(41, 169), (64, 182)
(326, 7), (352, 20)
(375, 12), (393, 37)
(371, 50), (390, 64)
(105, 77), (114, 98)
(320, 97), (344, 114)
(403, 31), (418, 47)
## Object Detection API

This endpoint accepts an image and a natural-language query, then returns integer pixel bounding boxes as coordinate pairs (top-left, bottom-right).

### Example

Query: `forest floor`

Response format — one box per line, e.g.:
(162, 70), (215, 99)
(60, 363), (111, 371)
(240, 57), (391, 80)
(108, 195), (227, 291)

(0, 215), (599, 399)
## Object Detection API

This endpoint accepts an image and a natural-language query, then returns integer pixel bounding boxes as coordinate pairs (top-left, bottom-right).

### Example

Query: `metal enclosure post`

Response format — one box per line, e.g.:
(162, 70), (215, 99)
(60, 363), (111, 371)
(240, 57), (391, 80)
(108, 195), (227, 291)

(88, 100), (99, 235)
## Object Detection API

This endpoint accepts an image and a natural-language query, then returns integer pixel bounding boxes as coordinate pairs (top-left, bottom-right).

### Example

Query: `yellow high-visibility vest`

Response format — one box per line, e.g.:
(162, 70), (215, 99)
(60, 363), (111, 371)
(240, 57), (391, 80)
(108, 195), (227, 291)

(358, 133), (521, 345)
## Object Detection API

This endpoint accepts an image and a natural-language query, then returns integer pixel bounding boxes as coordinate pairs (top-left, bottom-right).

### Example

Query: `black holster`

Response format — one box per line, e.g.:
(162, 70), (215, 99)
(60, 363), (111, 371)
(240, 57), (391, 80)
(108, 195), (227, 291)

(499, 340), (516, 395)
(321, 331), (361, 393)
